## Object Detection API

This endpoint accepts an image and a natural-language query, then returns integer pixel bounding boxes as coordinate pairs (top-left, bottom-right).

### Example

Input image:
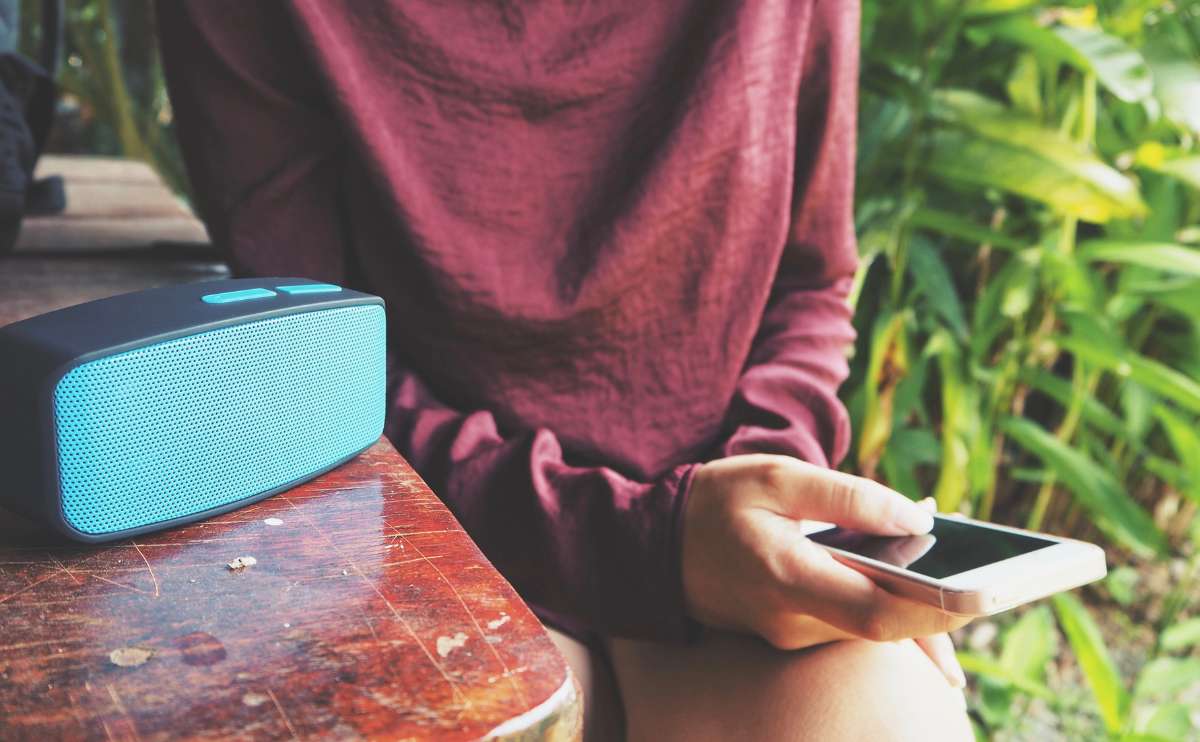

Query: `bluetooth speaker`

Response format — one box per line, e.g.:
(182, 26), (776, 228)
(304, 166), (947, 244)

(0, 277), (387, 542)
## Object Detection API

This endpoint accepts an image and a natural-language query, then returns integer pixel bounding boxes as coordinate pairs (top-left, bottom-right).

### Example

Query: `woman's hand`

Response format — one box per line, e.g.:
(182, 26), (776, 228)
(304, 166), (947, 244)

(681, 454), (969, 686)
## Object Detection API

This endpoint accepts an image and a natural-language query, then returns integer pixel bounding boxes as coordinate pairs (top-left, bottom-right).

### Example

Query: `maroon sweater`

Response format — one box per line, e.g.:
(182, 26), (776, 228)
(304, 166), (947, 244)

(158, 0), (860, 643)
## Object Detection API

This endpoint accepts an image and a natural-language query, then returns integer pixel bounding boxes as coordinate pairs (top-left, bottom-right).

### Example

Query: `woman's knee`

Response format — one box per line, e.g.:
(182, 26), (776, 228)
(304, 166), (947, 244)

(776, 638), (972, 742)
(610, 631), (972, 742)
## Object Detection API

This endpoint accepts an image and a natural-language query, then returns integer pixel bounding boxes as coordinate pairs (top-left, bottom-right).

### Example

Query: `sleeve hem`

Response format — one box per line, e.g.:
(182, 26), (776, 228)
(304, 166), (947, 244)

(666, 461), (705, 645)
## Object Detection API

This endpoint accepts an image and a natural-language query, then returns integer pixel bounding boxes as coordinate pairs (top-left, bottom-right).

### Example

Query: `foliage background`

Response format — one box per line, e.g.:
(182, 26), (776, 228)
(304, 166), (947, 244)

(24, 0), (1200, 739)
(849, 0), (1200, 738)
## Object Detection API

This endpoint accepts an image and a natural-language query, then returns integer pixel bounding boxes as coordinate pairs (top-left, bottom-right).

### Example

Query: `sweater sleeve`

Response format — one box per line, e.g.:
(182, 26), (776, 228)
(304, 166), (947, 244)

(385, 363), (700, 642)
(156, 1), (348, 283)
(715, 0), (861, 469)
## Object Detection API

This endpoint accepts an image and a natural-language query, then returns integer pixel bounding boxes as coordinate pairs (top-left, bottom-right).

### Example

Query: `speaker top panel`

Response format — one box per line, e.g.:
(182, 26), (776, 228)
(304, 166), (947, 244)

(0, 277), (384, 376)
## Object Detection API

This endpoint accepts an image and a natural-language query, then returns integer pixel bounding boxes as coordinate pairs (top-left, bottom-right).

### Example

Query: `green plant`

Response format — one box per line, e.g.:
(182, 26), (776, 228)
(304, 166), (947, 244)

(850, 0), (1200, 737)
(960, 568), (1200, 740)
(20, 0), (186, 194)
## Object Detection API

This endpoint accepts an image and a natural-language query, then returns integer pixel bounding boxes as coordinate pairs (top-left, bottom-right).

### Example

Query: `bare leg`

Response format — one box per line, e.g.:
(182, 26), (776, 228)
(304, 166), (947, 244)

(608, 630), (972, 742)
(547, 627), (625, 741)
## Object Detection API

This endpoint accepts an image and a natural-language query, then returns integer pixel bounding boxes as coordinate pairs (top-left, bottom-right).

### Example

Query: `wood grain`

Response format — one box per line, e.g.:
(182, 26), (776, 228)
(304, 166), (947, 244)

(0, 440), (580, 741)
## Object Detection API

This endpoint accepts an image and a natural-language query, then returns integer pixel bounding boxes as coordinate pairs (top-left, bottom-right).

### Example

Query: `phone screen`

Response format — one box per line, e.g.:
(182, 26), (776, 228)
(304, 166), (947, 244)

(807, 517), (1057, 579)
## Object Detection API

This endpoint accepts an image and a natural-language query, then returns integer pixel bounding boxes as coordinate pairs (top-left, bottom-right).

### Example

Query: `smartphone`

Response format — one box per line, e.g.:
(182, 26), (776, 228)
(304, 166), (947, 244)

(803, 514), (1107, 616)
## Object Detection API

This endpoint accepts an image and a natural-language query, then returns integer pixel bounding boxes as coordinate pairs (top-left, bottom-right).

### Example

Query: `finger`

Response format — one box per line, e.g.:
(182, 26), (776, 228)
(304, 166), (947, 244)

(768, 460), (934, 536)
(778, 534), (968, 641)
(917, 497), (936, 512)
(760, 613), (857, 651)
(915, 633), (966, 689)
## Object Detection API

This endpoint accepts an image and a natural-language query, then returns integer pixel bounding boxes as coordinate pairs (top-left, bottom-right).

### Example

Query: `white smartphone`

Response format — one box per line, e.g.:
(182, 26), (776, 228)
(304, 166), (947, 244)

(802, 514), (1107, 616)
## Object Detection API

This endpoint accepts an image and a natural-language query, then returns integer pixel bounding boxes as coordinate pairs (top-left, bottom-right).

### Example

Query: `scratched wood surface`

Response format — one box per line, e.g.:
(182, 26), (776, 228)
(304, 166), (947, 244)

(0, 157), (581, 740)
(0, 441), (580, 741)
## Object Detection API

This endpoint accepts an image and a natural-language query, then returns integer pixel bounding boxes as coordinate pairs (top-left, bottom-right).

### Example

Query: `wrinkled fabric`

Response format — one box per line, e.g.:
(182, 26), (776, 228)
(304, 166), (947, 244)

(158, 0), (860, 643)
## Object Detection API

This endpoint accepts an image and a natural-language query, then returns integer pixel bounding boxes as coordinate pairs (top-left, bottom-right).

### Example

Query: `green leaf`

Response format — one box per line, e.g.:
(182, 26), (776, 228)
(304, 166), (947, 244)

(1136, 146), (1200, 191)
(887, 427), (941, 464)
(1078, 240), (1200, 278)
(956, 651), (1055, 699)
(908, 207), (1026, 251)
(1146, 50), (1200, 134)
(970, 250), (1038, 364)
(1148, 282), (1200, 316)
(976, 19), (1152, 102)
(1133, 657), (1200, 699)
(1155, 406), (1200, 504)
(1053, 593), (1130, 733)
(1007, 52), (1042, 117)
(1052, 26), (1153, 103)
(1161, 617), (1200, 652)
(933, 336), (973, 513)
(1121, 381), (1154, 442)
(927, 91), (1146, 222)
(1104, 566), (1139, 607)
(908, 237), (968, 339)
(1021, 367), (1129, 443)
(1002, 417), (1166, 556)
(1140, 703), (1194, 742)
(858, 310), (909, 470)
(999, 257), (1037, 318)
(999, 606), (1058, 684)
(963, 0), (1038, 16)
(1061, 312), (1200, 415)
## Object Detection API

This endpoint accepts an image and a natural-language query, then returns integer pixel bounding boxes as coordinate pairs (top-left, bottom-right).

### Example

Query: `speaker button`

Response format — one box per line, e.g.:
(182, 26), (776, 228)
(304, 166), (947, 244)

(276, 283), (343, 295)
(201, 288), (278, 304)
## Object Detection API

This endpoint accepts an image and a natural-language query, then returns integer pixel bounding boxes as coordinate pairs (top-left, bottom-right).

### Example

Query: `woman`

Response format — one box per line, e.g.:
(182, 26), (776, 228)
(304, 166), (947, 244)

(158, 2), (973, 738)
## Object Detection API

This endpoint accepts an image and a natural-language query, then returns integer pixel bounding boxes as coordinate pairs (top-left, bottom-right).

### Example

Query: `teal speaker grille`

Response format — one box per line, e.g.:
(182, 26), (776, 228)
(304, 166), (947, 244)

(52, 305), (386, 535)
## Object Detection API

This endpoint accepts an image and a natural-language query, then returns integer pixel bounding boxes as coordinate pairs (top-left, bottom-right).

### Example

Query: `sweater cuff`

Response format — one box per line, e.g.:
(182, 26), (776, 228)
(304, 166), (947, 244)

(665, 461), (705, 646)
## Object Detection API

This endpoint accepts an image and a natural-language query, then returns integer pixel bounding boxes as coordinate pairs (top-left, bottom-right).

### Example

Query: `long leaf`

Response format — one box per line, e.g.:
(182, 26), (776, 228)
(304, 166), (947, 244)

(1140, 703), (1195, 742)
(1021, 367), (1130, 443)
(927, 91), (1145, 221)
(1061, 312), (1200, 414)
(1155, 405), (1200, 504)
(963, 0), (1038, 16)
(1119, 272), (1200, 317)
(1146, 49), (1200, 134)
(1078, 239), (1200, 278)
(908, 237), (968, 339)
(1161, 617), (1200, 652)
(1156, 614), (1200, 648)
(908, 207), (1026, 250)
(1053, 593), (1130, 734)
(976, 18), (1151, 102)
(858, 310), (909, 472)
(1135, 144), (1200, 191)
(1052, 26), (1152, 103)
(1133, 657), (1200, 699)
(956, 651), (1055, 699)
(1002, 417), (1165, 556)
(932, 334), (972, 512)
(999, 606), (1058, 684)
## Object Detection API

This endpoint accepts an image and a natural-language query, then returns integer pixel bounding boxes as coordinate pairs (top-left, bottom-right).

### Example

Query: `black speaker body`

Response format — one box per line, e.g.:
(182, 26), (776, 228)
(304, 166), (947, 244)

(0, 277), (387, 542)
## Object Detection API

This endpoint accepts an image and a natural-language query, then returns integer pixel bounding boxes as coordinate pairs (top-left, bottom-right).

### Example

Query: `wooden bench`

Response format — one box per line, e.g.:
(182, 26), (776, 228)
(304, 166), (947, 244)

(0, 157), (582, 741)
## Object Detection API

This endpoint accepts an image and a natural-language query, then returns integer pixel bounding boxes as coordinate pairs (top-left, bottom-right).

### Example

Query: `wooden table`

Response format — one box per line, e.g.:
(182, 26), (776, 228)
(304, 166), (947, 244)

(0, 158), (581, 741)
